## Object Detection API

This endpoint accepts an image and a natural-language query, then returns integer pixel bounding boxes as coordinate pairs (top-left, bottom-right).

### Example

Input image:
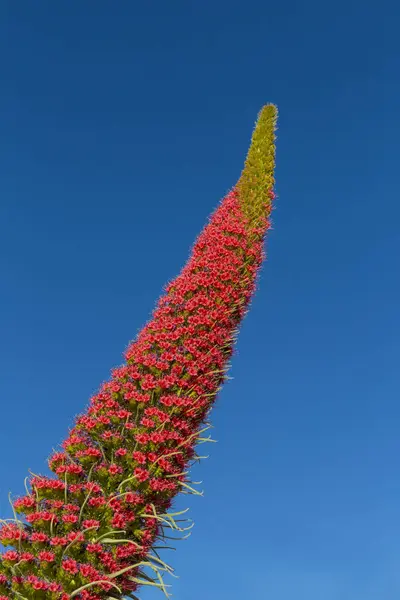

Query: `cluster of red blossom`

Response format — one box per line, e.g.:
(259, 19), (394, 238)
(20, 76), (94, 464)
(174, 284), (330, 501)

(0, 188), (274, 600)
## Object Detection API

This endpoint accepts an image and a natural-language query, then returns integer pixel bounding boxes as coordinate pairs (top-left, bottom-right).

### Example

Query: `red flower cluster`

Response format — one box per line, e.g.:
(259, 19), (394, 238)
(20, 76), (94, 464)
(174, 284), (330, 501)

(0, 105), (277, 599)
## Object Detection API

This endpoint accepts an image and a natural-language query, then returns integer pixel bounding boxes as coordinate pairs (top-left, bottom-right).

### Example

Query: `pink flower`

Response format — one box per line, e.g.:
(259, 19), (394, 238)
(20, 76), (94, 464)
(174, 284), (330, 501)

(38, 551), (55, 562)
(62, 513), (79, 524)
(108, 464), (122, 475)
(62, 558), (78, 574)
(82, 519), (100, 529)
(115, 447), (128, 457)
(132, 451), (146, 464)
(134, 468), (149, 482)
(2, 551), (18, 561)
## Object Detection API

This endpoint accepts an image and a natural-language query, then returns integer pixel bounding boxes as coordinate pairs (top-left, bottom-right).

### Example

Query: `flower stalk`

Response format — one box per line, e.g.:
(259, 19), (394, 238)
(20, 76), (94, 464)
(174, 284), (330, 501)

(0, 104), (277, 600)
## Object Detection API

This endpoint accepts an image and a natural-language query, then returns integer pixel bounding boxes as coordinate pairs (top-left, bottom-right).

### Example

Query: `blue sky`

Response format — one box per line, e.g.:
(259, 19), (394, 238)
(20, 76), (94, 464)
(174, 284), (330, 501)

(0, 1), (399, 598)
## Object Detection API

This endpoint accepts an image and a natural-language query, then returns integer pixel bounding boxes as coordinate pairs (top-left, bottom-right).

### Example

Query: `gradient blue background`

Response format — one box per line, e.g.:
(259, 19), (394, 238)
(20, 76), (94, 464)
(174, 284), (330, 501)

(1, 1), (399, 598)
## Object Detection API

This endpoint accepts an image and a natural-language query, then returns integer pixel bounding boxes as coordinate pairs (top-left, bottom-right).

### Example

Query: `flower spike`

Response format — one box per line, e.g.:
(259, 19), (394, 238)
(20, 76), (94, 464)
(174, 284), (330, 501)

(0, 105), (277, 600)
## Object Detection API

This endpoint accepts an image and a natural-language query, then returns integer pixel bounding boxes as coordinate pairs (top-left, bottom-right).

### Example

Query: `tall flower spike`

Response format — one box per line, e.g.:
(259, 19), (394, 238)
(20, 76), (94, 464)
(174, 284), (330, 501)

(0, 105), (278, 600)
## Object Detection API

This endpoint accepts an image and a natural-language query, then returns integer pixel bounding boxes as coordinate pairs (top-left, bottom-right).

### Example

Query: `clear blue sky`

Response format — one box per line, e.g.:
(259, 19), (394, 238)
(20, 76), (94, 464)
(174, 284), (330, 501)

(0, 1), (399, 598)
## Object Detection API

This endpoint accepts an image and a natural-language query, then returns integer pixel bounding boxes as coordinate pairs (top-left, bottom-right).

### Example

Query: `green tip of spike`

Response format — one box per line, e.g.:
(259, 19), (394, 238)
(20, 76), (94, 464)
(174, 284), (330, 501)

(237, 104), (278, 227)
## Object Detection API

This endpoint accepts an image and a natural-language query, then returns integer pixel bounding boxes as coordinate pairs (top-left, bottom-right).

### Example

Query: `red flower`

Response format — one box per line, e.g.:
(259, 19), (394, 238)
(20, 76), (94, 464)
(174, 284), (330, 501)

(26, 511), (57, 524)
(2, 551), (18, 561)
(135, 433), (149, 444)
(82, 519), (100, 529)
(50, 536), (68, 547)
(124, 492), (142, 504)
(64, 503), (80, 512)
(85, 482), (102, 493)
(13, 496), (36, 511)
(20, 552), (34, 562)
(30, 532), (49, 543)
(140, 417), (155, 428)
(111, 513), (126, 528)
(115, 448), (128, 457)
(38, 551), (55, 562)
(134, 467), (149, 482)
(87, 543), (102, 553)
(88, 496), (106, 508)
(132, 451), (146, 464)
(25, 576), (49, 591)
(62, 513), (79, 524)
(62, 558), (79, 575)
(108, 464), (122, 476)
(0, 524), (28, 543)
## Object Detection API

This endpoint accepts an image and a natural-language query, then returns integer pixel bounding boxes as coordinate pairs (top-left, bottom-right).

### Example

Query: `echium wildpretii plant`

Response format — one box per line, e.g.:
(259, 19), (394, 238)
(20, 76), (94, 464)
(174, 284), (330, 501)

(0, 105), (277, 600)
